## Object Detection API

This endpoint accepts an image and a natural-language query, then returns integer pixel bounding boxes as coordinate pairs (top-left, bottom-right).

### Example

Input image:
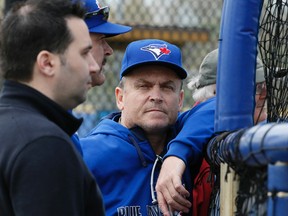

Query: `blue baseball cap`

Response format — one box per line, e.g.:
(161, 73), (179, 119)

(84, 0), (132, 36)
(120, 39), (187, 80)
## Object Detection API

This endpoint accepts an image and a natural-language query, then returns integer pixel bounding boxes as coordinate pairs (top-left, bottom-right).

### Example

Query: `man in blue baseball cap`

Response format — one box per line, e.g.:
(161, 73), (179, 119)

(70, 0), (131, 156)
(80, 39), (193, 215)
(84, 0), (132, 86)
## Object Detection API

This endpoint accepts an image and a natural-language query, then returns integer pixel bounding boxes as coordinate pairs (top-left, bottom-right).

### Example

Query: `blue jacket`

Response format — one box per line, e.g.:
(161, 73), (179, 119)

(166, 97), (216, 166)
(81, 97), (216, 216)
(81, 112), (192, 216)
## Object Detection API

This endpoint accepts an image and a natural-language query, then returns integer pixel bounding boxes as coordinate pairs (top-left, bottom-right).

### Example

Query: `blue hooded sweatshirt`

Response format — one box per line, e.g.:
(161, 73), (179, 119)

(80, 97), (216, 216)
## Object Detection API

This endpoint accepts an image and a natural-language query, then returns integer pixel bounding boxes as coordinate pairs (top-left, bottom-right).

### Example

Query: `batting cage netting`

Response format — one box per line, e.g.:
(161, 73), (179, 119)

(207, 0), (288, 216)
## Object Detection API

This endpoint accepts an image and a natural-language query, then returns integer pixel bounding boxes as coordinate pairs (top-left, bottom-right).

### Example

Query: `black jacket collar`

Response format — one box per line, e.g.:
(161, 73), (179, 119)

(0, 80), (82, 136)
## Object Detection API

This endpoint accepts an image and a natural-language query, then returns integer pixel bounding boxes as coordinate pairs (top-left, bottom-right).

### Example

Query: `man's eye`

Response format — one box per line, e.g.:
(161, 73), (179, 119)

(82, 50), (90, 56)
(139, 85), (149, 89)
(163, 86), (174, 90)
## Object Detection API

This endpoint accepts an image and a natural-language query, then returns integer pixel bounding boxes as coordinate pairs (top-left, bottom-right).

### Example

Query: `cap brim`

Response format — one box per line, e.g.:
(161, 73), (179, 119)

(121, 61), (187, 80)
(89, 21), (132, 36)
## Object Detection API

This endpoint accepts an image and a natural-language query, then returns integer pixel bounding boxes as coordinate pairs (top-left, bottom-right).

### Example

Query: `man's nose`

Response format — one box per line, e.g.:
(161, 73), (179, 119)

(149, 86), (163, 103)
(104, 40), (113, 56)
(89, 53), (100, 73)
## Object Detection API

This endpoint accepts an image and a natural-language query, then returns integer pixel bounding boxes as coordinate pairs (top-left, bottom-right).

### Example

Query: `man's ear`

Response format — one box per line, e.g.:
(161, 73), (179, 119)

(178, 89), (184, 111)
(36, 50), (57, 77)
(115, 87), (124, 110)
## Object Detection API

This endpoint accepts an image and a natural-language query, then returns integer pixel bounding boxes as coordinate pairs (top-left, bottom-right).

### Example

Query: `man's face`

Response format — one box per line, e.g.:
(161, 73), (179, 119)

(116, 65), (184, 134)
(89, 33), (113, 86)
(55, 17), (99, 110)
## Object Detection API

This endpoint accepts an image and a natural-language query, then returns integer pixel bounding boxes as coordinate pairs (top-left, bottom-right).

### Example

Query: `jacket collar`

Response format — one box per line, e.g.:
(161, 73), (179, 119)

(0, 80), (82, 136)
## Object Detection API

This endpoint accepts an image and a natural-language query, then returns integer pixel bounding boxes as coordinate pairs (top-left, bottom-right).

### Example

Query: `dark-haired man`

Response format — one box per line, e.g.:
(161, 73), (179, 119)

(0, 0), (105, 215)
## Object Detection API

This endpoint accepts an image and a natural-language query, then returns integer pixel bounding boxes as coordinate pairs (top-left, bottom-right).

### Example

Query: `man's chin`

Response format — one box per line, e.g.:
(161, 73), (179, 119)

(142, 121), (171, 132)
(92, 76), (106, 86)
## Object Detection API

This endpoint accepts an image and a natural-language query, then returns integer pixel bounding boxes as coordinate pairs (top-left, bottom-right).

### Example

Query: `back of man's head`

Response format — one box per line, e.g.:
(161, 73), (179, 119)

(0, 0), (86, 82)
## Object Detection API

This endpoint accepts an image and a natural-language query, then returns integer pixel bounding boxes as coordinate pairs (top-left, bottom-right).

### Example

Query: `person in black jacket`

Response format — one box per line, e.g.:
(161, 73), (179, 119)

(0, 0), (105, 215)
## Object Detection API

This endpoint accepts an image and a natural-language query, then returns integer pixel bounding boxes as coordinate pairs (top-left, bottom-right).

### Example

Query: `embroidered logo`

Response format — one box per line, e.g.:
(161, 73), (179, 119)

(140, 44), (171, 60)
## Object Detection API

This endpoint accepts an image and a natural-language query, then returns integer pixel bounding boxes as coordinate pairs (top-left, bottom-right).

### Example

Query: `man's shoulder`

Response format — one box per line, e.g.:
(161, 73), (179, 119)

(0, 107), (73, 176)
(84, 115), (130, 139)
(181, 97), (216, 117)
(199, 96), (216, 109)
(0, 106), (69, 148)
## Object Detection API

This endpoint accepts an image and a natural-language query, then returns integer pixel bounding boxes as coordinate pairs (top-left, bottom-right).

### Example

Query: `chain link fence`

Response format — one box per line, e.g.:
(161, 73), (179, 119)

(74, 0), (223, 137)
(0, 0), (223, 137)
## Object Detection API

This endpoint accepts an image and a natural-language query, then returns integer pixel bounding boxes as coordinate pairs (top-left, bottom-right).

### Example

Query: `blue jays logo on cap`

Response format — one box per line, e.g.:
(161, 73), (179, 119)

(120, 39), (188, 80)
(140, 44), (171, 60)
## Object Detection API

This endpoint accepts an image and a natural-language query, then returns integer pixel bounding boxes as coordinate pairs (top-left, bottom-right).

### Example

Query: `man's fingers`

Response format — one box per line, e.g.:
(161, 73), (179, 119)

(167, 191), (190, 213)
(157, 181), (191, 213)
(173, 180), (190, 199)
(155, 157), (192, 213)
(157, 192), (170, 216)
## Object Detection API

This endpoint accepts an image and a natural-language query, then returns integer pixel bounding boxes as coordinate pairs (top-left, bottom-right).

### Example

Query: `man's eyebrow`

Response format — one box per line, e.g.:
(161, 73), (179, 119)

(132, 79), (151, 87)
(134, 79), (176, 85)
(160, 80), (176, 85)
(83, 44), (93, 52)
(135, 78), (148, 82)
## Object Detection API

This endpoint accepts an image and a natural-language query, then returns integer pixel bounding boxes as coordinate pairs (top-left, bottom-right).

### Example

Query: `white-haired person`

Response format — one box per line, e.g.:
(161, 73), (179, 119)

(188, 49), (267, 124)
(187, 48), (267, 216)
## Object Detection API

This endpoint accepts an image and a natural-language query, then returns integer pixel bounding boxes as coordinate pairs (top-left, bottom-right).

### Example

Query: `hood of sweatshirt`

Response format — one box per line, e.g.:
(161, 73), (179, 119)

(84, 111), (176, 166)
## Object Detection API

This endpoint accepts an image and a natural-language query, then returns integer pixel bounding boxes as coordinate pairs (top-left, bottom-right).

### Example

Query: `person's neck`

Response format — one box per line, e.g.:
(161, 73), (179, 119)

(147, 133), (168, 155)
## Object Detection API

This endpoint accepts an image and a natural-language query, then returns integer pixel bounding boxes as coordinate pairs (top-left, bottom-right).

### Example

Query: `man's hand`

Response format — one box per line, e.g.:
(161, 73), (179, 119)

(155, 156), (191, 215)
